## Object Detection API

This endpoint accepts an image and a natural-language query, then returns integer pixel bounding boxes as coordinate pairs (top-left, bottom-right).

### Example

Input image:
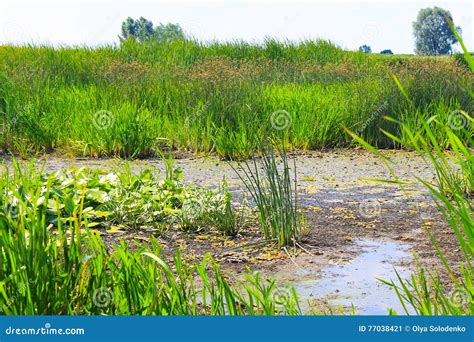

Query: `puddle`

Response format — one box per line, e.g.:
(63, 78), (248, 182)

(290, 239), (413, 315)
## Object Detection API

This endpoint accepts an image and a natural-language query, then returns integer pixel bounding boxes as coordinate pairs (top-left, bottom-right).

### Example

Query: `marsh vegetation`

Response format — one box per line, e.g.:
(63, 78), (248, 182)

(0, 34), (472, 315)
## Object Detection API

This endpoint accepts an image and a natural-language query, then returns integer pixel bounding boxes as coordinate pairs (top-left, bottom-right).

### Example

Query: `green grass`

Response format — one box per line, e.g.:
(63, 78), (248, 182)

(0, 39), (472, 159)
(0, 211), (301, 315)
(233, 144), (302, 247)
(0, 158), (301, 315)
(348, 109), (473, 316)
(346, 32), (473, 314)
(377, 114), (473, 315)
(348, 112), (473, 315)
(0, 36), (472, 316)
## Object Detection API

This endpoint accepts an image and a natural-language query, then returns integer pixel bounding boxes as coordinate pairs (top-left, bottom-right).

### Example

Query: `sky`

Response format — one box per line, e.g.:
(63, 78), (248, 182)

(0, 0), (472, 54)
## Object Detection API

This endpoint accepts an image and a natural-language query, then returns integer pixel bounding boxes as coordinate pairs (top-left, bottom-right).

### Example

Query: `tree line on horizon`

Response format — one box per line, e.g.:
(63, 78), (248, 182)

(120, 6), (463, 56)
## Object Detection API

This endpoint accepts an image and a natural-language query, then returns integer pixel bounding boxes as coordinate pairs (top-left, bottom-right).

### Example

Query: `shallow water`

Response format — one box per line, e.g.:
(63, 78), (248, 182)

(1, 153), (426, 315)
(0, 149), (435, 187)
(291, 239), (413, 315)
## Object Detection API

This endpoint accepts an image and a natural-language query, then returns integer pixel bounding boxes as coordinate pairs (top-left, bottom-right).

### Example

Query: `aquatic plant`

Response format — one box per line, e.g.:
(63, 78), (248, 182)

(0, 40), (471, 159)
(0, 160), (301, 315)
(346, 29), (473, 315)
(233, 145), (302, 247)
(0, 159), (239, 237)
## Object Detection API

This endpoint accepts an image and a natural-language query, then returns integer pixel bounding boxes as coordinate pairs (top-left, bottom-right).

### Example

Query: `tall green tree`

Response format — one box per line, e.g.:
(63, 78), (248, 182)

(136, 17), (155, 41)
(121, 17), (154, 42)
(120, 17), (137, 40)
(120, 17), (185, 43)
(413, 7), (460, 55)
(154, 23), (185, 43)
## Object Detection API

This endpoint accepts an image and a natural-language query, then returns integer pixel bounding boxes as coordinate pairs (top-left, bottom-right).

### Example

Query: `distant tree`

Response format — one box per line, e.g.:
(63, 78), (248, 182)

(380, 49), (393, 55)
(155, 23), (185, 43)
(120, 17), (185, 43)
(121, 17), (154, 42)
(135, 17), (155, 41)
(413, 7), (460, 55)
(359, 45), (372, 53)
(121, 17), (137, 40)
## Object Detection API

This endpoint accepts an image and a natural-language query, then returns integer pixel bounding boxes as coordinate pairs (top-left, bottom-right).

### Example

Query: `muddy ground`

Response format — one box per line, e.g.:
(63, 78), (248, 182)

(1, 149), (462, 314)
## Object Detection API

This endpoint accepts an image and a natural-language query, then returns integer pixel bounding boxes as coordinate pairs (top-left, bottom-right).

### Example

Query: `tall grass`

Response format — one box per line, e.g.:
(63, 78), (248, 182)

(0, 39), (471, 159)
(349, 114), (473, 315)
(233, 144), (302, 247)
(0, 160), (301, 315)
(346, 31), (473, 314)
(378, 116), (473, 315)
(0, 217), (301, 315)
